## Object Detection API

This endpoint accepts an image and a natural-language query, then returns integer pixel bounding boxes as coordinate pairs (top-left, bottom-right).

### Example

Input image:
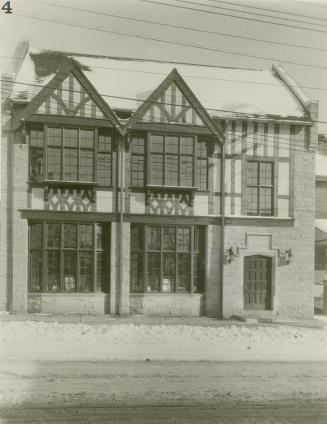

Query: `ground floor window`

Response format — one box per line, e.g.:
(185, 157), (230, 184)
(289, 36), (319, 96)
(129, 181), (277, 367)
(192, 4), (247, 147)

(29, 222), (109, 293)
(131, 224), (205, 293)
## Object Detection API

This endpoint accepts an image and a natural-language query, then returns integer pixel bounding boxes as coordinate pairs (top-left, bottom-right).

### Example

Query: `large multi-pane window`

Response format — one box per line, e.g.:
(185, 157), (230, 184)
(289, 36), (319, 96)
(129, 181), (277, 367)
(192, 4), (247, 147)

(130, 224), (205, 294)
(130, 133), (209, 189)
(150, 134), (194, 186)
(29, 222), (109, 293)
(29, 127), (113, 186)
(246, 161), (274, 216)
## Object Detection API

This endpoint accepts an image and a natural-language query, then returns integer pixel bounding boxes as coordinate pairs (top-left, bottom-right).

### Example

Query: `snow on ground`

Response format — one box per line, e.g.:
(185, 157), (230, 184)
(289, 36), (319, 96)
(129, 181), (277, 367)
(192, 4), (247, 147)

(0, 321), (327, 362)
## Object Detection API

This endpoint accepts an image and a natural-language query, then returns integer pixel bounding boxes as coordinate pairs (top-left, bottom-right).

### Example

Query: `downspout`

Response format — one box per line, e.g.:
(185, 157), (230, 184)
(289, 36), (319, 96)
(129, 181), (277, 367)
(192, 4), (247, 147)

(219, 141), (225, 319)
(8, 104), (15, 312)
(118, 135), (125, 315)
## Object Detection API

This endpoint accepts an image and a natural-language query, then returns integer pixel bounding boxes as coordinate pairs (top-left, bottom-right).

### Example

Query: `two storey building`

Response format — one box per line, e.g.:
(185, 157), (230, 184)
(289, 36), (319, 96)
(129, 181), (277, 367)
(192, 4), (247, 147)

(0, 41), (318, 318)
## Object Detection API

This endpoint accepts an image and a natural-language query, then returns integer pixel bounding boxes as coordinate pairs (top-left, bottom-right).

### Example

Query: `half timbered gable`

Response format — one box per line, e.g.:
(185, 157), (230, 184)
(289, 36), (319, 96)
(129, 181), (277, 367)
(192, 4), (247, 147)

(127, 68), (223, 139)
(36, 72), (105, 119)
(141, 81), (204, 126)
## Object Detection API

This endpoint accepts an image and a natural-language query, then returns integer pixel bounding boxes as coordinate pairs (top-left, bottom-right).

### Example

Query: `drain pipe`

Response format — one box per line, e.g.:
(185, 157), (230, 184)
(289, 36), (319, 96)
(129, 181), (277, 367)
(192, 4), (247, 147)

(118, 135), (126, 315)
(219, 141), (226, 319)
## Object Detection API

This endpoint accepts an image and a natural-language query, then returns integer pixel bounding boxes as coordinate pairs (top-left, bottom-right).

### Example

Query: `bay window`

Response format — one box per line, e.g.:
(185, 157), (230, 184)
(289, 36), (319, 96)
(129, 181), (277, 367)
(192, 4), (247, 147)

(131, 224), (205, 294)
(29, 126), (113, 186)
(130, 133), (209, 190)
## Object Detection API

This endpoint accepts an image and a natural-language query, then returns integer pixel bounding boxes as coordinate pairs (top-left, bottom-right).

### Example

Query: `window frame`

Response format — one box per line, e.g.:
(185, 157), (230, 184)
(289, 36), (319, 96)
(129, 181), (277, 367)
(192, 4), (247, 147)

(246, 160), (274, 216)
(28, 125), (114, 187)
(130, 131), (210, 190)
(28, 221), (110, 293)
(147, 133), (196, 187)
(130, 224), (205, 294)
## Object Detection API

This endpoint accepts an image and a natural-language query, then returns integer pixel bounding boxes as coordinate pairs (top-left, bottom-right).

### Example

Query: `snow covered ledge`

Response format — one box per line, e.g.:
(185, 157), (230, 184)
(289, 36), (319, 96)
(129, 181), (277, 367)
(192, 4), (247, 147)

(129, 294), (204, 316)
(28, 293), (109, 315)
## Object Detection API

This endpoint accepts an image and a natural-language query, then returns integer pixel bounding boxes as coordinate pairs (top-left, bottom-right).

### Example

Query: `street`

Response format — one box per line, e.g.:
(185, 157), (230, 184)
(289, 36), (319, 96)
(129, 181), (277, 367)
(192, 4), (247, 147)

(0, 361), (326, 423)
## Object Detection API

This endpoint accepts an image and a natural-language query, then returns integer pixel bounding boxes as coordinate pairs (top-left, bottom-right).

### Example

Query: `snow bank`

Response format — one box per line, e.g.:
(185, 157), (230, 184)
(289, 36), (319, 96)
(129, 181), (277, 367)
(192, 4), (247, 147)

(1, 321), (326, 361)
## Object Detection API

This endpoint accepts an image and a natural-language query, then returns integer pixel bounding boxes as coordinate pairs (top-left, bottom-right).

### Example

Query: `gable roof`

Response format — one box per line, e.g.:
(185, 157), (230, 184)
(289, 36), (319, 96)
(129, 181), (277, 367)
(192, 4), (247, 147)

(11, 56), (123, 132)
(10, 46), (311, 124)
(126, 68), (223, 138)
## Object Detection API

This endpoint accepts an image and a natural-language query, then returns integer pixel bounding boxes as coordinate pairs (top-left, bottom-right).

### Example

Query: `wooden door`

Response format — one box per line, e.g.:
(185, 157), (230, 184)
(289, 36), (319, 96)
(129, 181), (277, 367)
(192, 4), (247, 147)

(244, 256), (271, 310)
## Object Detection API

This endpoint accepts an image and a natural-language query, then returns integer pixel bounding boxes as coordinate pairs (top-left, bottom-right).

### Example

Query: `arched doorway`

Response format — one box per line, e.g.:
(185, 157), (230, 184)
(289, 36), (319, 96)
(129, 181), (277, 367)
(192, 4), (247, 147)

(244, 255), (272, 310)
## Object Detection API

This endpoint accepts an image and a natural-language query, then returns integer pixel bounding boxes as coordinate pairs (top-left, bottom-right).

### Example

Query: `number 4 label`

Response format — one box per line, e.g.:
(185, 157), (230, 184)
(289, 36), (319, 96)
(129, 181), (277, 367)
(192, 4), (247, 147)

(2, 1), (12, 14)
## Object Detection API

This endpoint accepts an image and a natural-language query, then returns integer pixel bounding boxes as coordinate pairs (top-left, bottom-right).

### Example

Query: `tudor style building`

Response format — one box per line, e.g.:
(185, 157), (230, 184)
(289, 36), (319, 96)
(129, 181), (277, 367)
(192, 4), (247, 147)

(0, 42), (318, 318)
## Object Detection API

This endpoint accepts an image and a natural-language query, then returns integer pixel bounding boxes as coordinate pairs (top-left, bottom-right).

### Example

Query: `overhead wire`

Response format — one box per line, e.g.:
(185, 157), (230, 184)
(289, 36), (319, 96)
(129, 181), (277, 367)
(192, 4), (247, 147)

(27, 0), (327, 53)
(168, 0), (327, 27)
(2, 78), (320, 124)
(4, 78), (327, 125)
(12, 13), (327, 70)
(206, 0), (327, 23)
(3, 54), (327, 93)
(139, 0), (327, 34)
(3, 88), (317, 155)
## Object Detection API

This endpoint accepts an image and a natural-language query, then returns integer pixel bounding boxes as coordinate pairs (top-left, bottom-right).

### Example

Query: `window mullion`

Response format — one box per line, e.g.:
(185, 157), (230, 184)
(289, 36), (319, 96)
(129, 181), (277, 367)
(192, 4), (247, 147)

(76, 224), (80, 292)
(160, 227), (163, 293)
(190, 227), (194, 294)
(61, 128), (64, 180)
(43, 125), (48, 179)
(174, 227), (177, 293)
(144, 225), (148, 293)
(77, 128), (80, 181)
(94, 128), (98, 183)
(146, 133), (151, 185)
(93, 224), (96, 292)
(163, 135), (166, 186)
(60, 223), (64, 292)
(42, 222), (46, 292)
(194, 136), (198, 188)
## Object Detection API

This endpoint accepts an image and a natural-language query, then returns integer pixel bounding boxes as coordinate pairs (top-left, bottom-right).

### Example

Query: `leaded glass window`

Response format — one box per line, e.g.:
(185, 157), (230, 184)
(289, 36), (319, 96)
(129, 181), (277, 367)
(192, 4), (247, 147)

(28, 222), (110, 293)
(130, 133), (209, 189)
(130, 225), (205, 294)
(149, 134), (195, 187)
(29, 127), (113, 185)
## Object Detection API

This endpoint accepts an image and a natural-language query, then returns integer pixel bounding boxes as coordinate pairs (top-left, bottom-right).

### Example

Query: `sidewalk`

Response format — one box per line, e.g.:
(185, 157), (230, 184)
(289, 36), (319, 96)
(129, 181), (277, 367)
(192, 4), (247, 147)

(0, 311), (327, 328)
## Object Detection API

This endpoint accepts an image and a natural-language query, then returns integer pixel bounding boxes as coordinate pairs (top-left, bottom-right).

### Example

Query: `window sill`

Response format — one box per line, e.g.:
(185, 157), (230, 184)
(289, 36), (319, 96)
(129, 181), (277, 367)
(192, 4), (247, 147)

(130, 292), (203, 296)
(28, 180), (99, 187)
(28, 292), (108, 296)
(44, 180), (99, 187)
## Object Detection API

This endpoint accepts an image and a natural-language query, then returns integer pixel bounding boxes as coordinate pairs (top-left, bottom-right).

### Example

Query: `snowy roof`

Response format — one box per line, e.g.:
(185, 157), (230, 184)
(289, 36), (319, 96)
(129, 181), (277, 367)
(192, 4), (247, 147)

(10, 47), (311, 121)
(316, 152), (327, 177)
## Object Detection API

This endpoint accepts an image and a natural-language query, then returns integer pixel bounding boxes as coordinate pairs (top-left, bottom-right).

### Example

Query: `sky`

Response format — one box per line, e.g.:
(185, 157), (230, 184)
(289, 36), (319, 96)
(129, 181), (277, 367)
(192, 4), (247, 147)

(1, 0), (327, 133)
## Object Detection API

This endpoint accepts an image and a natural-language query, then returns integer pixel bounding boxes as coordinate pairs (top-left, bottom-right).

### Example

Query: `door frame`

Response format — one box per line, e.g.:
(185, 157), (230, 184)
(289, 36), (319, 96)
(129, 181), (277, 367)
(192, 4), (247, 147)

(239, 250), (277, 312)
(243, 255), (273, 311)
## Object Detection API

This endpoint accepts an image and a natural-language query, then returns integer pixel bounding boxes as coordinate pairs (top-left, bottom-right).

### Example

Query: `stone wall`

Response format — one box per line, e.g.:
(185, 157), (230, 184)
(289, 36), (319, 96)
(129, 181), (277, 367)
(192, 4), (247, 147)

(129, 294), (204, 316)
(28, 293), (109, 314)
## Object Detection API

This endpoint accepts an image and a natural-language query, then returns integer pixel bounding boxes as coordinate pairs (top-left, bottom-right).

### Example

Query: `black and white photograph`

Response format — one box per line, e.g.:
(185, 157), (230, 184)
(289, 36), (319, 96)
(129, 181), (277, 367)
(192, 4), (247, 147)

(0, 0), (327, 422)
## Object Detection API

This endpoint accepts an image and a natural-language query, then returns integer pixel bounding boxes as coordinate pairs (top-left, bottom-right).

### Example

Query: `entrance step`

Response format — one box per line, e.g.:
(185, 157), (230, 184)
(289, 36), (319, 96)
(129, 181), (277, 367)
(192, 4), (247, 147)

(231, 312), (278, 324)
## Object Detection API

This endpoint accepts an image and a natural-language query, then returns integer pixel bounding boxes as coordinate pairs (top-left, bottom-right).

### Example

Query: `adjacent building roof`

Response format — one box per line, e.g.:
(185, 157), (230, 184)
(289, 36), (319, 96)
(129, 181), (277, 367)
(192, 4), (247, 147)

(10, 46), (311, 121)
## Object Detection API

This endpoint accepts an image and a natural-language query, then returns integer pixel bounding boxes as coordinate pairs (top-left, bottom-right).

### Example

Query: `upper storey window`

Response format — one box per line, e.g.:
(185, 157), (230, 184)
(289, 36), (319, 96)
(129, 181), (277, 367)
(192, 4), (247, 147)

(130, 133), (209, 190)
(29, 126), (113, 186)
(246, 160), (274, 216)
(150, 134), (194, 186)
